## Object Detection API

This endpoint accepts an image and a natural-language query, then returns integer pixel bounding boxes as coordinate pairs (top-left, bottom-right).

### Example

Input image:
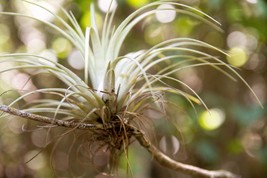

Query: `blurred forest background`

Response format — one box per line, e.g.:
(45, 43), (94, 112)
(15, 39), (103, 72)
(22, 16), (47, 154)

(0, 0), (267, 177)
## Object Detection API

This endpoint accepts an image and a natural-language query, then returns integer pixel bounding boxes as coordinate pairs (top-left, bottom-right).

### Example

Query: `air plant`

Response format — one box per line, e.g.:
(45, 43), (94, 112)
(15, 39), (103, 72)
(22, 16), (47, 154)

(0, 0), (259, 177)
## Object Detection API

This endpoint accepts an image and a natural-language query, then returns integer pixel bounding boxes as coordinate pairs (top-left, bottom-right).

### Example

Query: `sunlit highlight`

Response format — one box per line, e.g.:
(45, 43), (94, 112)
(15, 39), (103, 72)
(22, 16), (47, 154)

(98, 0), (117, 13)
(24, 1), (56, 22)
(246, 0), (258, 4)
(156, 4), (176, 23)
(199, 108), (225, 131)
(227, 47), (248, 67)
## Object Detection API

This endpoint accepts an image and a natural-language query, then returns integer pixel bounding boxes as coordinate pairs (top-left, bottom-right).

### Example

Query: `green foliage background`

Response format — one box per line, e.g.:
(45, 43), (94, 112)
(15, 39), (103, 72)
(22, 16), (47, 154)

(0, 0), (267, 177)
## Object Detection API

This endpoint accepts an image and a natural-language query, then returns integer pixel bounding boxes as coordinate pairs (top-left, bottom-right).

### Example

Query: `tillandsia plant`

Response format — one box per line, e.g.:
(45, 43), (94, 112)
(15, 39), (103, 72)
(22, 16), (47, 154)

(0, 0), (261, 177)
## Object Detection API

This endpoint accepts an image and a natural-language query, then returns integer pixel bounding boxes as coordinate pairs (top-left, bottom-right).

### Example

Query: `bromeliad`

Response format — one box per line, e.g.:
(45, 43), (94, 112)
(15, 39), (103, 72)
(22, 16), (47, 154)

(0, 0), (259, 177)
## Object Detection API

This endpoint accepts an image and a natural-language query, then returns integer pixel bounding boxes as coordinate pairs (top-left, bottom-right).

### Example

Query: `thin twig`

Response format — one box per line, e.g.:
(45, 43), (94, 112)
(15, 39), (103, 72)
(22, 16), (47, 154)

(0, 104), (238, 178)
(0, 104), (103, 129)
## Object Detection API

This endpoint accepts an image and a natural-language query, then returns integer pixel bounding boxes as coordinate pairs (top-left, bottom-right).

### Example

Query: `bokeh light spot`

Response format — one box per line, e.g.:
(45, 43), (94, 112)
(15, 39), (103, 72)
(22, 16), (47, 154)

(11, 72), (40, 102)
(242, 133), (262, 157)
(247, 0), (258, 4)
(156, 4), (176, 23)
(98, 0), (117, 13)
(26, 1), (56, 22)
(24, 150), (46, 170)
(19, 27), (46, 52)
(199, 108), (225, 131)
(27, 39), (46, 52)
(40, 49), (58, 66)
(227, 47), (248, 67)
(31, 129), (48, 148)
(227, 31), (247, 49)
(127, 0), (149, 8)
(159, 135), (180, 155)
(52, 37), (72, 58)
(68, 50), (84, 70)
(8, 118), (26, 134)
(11, 73), (32, 90)
(144, 25), (164, 45)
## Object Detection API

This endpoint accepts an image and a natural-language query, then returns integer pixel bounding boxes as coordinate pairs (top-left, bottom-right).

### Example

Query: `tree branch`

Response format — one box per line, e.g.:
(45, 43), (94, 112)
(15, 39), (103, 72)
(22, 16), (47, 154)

(0, 104), (238, 178)
(0, 105), (103, 129)
(133, 128), (239, 178)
